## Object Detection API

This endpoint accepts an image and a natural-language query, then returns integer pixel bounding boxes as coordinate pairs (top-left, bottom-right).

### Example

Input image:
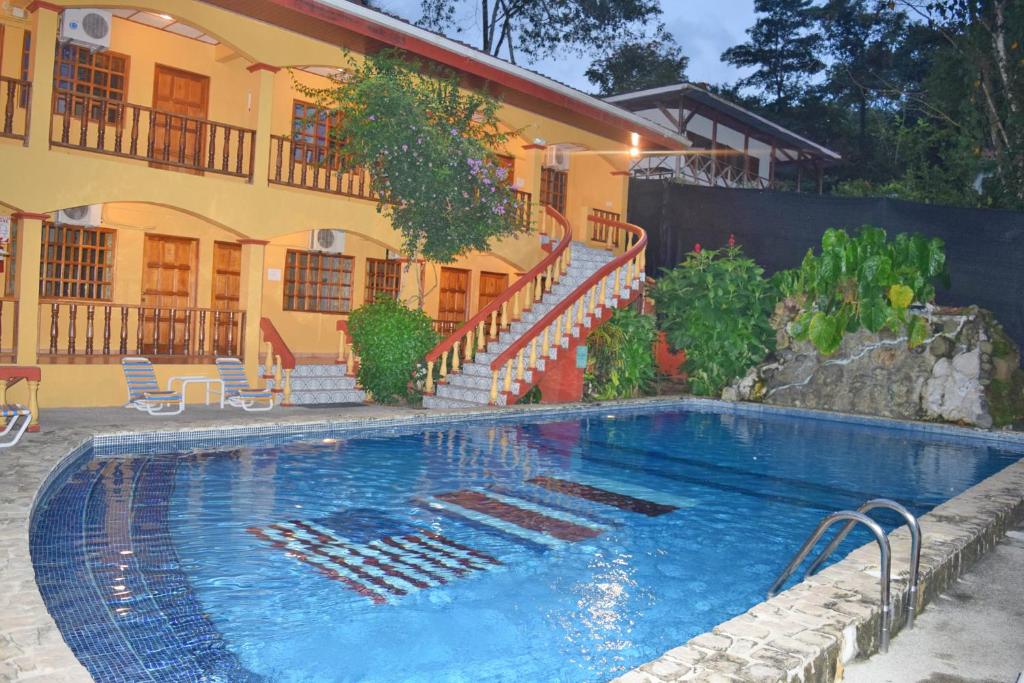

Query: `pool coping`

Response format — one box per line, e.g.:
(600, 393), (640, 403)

(6, 397), (1024, 682)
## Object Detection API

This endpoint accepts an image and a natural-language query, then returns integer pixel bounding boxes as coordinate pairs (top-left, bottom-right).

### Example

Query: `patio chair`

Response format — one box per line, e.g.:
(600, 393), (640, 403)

(0, 404), (32, 448)
(215, 358), (275, 411)
(121, 357), (185, 416)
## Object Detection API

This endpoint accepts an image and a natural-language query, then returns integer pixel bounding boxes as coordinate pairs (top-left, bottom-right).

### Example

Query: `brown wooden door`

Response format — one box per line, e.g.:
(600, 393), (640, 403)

(438, 267), (470, 336)
(142, 234), (197, 355)
(478, 271), (509, 328)
(212, 242), (241, 356)
(152, 65), (210, 173)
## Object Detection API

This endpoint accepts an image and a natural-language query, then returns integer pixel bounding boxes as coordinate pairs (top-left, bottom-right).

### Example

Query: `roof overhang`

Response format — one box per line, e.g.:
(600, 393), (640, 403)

(606, 83), (841, 163)
(198, 0), (689, 152)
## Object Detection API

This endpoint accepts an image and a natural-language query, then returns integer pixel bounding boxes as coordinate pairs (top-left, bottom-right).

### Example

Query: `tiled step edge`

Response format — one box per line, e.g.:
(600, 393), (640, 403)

(613, 459), (1024, 683)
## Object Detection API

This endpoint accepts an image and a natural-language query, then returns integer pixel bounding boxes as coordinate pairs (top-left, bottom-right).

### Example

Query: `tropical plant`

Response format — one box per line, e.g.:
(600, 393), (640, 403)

(584, 308), (657, 400)
(348, 296), (440, 404)
(651, 240), (776, 396)
(775, 226), (950, 355)
(297, 50), (526, 264)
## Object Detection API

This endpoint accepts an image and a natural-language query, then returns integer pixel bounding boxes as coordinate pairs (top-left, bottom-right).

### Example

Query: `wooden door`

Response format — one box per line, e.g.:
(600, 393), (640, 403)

(142, 234), (197, 355)
(478, 271), (509, 329)
(152, 65), (210, 173)
(438, 267), (470, 336)
(212, 242), (241, 356)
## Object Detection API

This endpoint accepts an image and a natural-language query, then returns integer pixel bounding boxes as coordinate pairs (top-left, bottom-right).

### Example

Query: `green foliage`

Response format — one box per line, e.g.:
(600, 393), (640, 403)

(585, 30), (688, 96)
(516, 385), (543, 405)
(584, 308), (657, 400)
(348, 296), (440, 404)
(651, 242), (776, 396)
(775, 226), (950, 355)
(988, 371), (1024, 428)
(297, 51), (527, 263)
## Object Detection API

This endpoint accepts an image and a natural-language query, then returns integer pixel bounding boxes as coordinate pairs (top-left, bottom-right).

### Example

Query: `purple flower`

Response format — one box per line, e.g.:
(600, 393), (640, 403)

(402, 144), (408, 152)
(368, 115), (376, 121)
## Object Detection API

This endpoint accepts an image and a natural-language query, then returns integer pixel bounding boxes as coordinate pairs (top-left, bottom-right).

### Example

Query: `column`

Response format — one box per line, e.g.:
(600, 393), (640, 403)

(26, 2), (59, 154)
(237, 239), (267, 384)
(523, 143), (546, 231)
(247, 64), (279, 187)
(12, 212), (46, 365)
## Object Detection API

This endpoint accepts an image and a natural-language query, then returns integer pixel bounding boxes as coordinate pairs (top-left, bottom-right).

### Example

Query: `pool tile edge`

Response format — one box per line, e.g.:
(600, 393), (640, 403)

(614, 458), (1024, 683)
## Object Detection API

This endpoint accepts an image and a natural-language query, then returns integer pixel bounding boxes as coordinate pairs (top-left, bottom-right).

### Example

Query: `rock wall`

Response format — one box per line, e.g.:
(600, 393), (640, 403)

(724, 305), (1022, 429)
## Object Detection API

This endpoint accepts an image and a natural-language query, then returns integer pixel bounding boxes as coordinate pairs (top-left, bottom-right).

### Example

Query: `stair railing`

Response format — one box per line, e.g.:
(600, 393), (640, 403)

(335, 319), (358, 377)
(487, 215), (647, 404)
(423, 205), (573, 394)
(259, 317), (296, 405)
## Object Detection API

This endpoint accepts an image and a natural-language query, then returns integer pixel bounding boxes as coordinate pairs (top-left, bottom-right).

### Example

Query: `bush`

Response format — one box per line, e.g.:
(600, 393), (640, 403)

(348, 297), (439, 404)
(585, 308), (657, 400)
(774, 226), (949, 355)
(651, 241), (776, 396)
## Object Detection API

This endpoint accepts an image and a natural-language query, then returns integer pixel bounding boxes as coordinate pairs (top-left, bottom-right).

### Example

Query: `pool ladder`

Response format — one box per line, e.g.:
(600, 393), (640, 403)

(767, 499), (922, 653)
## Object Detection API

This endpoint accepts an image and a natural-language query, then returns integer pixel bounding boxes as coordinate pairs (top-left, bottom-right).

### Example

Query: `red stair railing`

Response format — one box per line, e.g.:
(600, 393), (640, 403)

(259, 317), (296, 404)
(423, 205), (572, 393)
(487, 215), (647, 404)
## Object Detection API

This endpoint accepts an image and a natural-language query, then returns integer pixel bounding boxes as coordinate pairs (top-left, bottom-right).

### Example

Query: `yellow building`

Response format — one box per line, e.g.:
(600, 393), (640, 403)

(0, 0), (687, 414)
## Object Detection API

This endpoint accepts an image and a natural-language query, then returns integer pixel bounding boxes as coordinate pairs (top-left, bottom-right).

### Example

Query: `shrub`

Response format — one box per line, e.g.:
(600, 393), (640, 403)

(348, 297), (439, 404)
(774, 227), (950, 355)
(585, 308), (657, 400)
(651, 241), (776, 396)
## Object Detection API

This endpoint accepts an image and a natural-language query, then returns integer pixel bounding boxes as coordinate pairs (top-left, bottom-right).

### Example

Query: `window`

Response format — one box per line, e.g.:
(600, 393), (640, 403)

(364, 257), (401, 304)
(283, 249), (353, 313)
(291, 100), (344, 167)
(53, 43), (130, 122)
(40, 223), (115, 300)
(540, 167), (568, 214)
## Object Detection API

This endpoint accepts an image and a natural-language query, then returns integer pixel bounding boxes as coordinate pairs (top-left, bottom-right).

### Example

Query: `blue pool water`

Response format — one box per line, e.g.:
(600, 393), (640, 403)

(31, 406), (1024, 682)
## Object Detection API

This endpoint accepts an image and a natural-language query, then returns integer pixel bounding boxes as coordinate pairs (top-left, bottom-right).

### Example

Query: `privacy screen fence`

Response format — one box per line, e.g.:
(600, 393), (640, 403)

(629, 180), (1024, 350)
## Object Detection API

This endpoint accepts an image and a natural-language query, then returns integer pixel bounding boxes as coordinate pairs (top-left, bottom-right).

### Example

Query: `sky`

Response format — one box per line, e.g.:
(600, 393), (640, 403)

(373, 0), (758, 94)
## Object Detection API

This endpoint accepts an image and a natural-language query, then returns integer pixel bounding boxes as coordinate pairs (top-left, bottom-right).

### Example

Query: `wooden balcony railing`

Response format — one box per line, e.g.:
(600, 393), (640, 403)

(50, 93), (256, 179)
(513, 189), (532, 229)
(0, 77), (30, 142)
(424, 205), (572, 393)
(269, 135), (376, 200)
(41, 301), (245, 362)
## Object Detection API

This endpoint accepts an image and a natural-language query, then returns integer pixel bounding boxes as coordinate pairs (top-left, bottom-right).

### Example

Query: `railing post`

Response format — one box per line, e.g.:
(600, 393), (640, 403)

(27, 379), (40, 432)
(542, 327), (550, 357)
(489, 310), (498, 340)
(336, 328), (347, 364)
(464, 330), (473, 362)
(425, 361), (435, 394)
(452, 342), (461, 372)
(439, 347), (448, 380)
(516, 347), (525, 381)
(264, 340), (275, 378)
(503, 358), (513, 394)
(477, 321), (486, 351)
(282, 366), (293, 406)
(489, 369), (499, 404)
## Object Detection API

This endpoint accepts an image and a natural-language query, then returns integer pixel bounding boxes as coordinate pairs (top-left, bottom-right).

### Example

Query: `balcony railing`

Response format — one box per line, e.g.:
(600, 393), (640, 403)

(49, 93), (256, 179)
(0, 77), (30, 142)
(269, 135), (376, 200)
(40, 301), (245, 362)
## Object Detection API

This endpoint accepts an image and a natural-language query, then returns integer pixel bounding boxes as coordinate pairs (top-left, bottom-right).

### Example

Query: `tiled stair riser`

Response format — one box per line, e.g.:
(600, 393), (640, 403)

(267, 363), (368, 405)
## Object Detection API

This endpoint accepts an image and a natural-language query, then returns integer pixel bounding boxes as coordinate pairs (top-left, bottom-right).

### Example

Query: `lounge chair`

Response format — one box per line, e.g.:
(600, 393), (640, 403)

(215, 358), (275, 411)
(121, 357), (185, 416)
(0, 404), (31, 448)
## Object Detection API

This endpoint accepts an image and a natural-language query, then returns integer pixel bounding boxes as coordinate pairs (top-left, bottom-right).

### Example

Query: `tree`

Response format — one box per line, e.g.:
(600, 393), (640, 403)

(416, 0), (661, 65)
(721, 0), (824, 112)
(585, 30), (689, 96)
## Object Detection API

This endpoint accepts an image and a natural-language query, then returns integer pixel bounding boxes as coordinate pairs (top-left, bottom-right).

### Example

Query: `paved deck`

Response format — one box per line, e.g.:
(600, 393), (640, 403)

(843, 524), (1024, 683)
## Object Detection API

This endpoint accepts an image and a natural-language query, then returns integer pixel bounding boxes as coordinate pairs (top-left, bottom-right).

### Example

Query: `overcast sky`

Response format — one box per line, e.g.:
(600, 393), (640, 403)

(373, 0), (757, 94)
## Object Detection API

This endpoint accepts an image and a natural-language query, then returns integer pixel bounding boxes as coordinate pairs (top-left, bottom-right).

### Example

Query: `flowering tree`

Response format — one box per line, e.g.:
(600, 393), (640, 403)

(297, 51), (527, 263)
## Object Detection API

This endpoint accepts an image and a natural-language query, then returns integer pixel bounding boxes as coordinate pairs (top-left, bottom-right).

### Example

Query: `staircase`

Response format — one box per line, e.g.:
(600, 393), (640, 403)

(267, 362), (366, 406)
(422, 208), (647, 409)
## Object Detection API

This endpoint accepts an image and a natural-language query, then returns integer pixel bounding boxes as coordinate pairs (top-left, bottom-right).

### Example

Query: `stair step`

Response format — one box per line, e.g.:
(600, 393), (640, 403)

(288, 388), (367, 405)
(423, 395), (493, 409)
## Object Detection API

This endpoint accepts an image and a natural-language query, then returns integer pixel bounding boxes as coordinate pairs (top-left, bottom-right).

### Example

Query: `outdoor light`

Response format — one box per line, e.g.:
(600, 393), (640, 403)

(629, 147), (640, 158)
(630, 132), (640, 146)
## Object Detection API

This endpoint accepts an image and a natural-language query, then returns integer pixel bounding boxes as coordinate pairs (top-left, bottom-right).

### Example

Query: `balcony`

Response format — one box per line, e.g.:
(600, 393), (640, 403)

(49, 92), (256, 180)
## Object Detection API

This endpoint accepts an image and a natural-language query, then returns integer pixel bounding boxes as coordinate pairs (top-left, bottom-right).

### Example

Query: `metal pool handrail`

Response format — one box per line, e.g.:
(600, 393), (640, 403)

(805, 498), (922, 629)
(768, 510), (893, 652)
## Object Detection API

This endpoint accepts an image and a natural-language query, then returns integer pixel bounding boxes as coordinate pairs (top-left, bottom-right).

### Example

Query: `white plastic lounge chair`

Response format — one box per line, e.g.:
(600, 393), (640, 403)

(215, 358), (275, 411)
(0, 404), (31, 448)
(121, 357), (185, 416)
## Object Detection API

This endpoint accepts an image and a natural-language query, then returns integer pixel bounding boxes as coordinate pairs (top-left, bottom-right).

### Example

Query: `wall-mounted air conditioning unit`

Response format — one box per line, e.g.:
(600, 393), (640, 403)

(55, 205), (103, 227)
(310, 229), (346, 254)
(60, 9), (112, 51)
(544, 145), (570, 171)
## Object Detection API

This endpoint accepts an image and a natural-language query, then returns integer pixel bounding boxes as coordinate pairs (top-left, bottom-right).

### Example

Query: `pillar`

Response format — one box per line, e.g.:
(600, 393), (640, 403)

(247, 64), (279, 187)
(523, 143), (545, 232)
(238, 239), (267, 384)
(12, 212), (46, 365)
(26, 2), (59, 155)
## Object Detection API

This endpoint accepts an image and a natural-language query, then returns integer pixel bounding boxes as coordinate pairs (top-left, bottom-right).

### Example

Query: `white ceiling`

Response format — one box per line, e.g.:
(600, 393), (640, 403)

(109, 9), (218, 45)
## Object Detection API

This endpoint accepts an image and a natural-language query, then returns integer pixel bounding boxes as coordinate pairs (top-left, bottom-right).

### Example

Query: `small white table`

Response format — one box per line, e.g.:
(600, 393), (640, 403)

(168, 375), (225, 408)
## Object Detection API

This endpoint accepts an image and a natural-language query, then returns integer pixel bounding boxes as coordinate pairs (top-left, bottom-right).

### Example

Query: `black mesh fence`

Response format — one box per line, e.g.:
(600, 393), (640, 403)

(629, 180), (1024, 349)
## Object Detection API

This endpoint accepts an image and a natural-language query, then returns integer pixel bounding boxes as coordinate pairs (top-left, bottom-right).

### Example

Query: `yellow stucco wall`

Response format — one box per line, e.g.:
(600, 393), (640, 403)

(0, 0), (638, 409)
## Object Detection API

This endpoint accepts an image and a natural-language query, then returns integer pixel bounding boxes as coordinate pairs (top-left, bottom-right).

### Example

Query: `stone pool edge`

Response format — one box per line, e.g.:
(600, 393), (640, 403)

(7, 397), (1024, 682)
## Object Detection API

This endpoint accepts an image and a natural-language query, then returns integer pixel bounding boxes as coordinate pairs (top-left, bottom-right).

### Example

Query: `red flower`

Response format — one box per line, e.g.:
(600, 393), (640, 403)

(728, 233), (736, 247)
(694, 243), (702, 253)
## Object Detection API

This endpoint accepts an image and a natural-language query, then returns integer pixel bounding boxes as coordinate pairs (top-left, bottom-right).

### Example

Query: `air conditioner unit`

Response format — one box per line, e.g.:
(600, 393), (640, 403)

(310, 229), (346, 254)
(544, 145), (570, 171)
(60, 9), (112, 51)
(55, 205), (103, 227)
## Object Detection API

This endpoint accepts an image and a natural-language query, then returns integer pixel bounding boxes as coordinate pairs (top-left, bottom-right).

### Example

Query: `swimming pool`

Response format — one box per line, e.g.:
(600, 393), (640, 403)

(30, 405), (1024, 682)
